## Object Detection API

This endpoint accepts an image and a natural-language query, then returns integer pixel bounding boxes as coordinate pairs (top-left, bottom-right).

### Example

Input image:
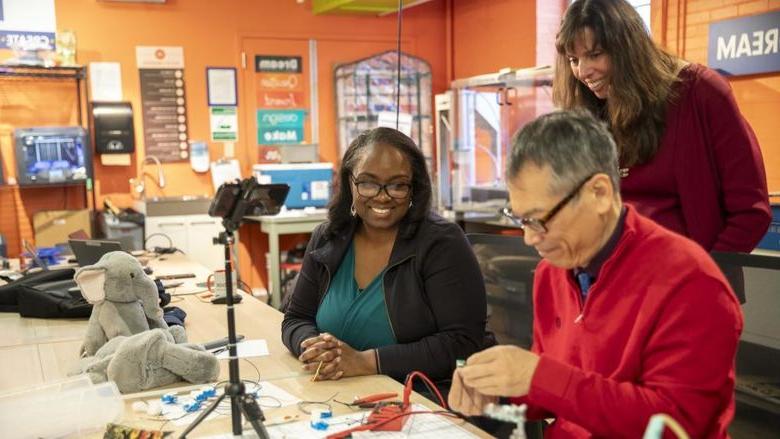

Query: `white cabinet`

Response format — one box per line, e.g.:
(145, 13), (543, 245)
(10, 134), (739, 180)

(145, 214), (225, 271)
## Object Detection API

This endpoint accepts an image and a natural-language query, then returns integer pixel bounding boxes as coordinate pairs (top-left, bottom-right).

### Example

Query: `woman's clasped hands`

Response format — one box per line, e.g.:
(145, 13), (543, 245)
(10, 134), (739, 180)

(299, 332), (377, 381)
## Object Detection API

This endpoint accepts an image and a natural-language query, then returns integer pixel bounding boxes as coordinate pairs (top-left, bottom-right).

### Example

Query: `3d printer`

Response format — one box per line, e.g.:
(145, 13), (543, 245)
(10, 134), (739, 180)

(14, 126), (92, 186)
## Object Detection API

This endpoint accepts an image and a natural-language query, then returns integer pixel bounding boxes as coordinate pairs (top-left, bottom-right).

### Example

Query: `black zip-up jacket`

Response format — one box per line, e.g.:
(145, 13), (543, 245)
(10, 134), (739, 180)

(281, 213), (492, 381)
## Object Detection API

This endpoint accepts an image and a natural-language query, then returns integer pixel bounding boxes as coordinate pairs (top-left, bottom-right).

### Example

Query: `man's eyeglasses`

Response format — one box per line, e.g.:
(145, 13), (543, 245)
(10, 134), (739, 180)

(501, 174), (595, 234)
(351, 176), (412, 199)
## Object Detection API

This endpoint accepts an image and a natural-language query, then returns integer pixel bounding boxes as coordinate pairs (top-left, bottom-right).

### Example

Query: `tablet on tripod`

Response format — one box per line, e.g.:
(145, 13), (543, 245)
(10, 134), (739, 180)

(181, 177), (289, 439)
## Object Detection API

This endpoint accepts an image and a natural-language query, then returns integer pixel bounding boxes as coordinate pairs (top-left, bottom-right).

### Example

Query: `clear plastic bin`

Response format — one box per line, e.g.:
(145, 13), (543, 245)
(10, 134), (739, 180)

(0, 375), (123, 438)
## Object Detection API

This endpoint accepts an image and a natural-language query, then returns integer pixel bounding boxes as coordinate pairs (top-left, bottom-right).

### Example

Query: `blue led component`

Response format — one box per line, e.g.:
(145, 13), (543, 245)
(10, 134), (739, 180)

(161, 393), (178, 404)
(183, 401), (202, 413)
(310, 420), (329, 431)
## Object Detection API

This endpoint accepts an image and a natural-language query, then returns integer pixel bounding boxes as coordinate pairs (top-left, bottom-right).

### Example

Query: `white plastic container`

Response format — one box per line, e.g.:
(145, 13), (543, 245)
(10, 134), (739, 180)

(0, 375), (123, 438)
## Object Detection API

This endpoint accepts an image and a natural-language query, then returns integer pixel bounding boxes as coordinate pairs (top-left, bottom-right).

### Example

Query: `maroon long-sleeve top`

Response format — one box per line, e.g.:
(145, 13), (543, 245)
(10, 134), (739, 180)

(621, 63), (771, 252)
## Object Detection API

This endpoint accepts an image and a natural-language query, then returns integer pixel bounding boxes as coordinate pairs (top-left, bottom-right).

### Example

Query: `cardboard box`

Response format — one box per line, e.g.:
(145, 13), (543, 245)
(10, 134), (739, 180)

(33, 209), (92, 247)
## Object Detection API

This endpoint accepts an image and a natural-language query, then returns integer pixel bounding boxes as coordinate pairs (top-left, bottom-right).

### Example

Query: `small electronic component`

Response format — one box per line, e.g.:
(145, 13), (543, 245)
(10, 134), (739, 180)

(104, 423), (169, 439)
(310, 408), (332, 431)
(183, 401), (202, 413)
(146, 401), (163, 416)
(351, 392), (398, 408)
(483, 402), (528, 439)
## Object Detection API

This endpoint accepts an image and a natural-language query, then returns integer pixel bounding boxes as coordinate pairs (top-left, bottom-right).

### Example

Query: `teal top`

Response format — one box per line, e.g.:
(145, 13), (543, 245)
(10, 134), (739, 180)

(315, 241), (396, 350)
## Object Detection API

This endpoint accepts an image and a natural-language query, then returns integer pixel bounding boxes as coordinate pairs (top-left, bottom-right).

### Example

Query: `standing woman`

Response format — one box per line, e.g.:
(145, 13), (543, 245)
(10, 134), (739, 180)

(553, 0), (770, 252)
(282, 127), (491, 383)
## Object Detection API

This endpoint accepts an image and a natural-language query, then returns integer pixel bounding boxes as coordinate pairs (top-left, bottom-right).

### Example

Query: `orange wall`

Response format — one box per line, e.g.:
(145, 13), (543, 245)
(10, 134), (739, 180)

(0, 0), (545, 287)
(652, 0), (780, 192)
(1, 0), (549, 289)
(0, 0), (448, 290)
(451, 0), (538, 79)
(57, 0), (448, 205)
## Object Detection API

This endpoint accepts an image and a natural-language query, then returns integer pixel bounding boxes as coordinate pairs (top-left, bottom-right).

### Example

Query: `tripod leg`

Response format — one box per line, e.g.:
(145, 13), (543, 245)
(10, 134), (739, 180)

(239, 394), (270, 439)
(178, 393), (226, 439)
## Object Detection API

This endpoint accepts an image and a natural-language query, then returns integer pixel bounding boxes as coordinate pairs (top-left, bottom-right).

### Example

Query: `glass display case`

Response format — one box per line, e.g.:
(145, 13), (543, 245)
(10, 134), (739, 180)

(334, 50), (432, 166)
(435, 66), (554, 215)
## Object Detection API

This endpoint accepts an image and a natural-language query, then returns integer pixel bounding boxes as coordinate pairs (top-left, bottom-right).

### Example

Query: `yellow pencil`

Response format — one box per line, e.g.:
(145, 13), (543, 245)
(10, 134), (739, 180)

(311, 360), (324, 382)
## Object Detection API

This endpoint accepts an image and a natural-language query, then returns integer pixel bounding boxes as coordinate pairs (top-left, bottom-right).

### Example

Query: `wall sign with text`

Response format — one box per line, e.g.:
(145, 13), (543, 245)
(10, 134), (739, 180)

(256, 109), (306, 144)
(137, 46), (189, 162)
(255, 54), (307, 148)
(0, 0), (56, 50)
(708, 10), (780, 76)
(255, 55), (302, 73)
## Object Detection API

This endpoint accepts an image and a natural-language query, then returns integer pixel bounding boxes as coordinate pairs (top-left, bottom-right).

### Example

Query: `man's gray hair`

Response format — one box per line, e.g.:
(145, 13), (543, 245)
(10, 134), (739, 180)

(506, 110), (621, 196)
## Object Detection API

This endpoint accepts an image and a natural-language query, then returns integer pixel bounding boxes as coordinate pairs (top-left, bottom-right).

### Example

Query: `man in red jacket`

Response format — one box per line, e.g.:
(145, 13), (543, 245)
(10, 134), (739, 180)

(449, 110), (743, 438)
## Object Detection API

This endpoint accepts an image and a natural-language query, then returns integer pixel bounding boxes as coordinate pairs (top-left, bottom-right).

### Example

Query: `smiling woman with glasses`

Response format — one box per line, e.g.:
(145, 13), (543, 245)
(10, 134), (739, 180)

(282, 127), (494, 389)
(501, 173), (596, 234)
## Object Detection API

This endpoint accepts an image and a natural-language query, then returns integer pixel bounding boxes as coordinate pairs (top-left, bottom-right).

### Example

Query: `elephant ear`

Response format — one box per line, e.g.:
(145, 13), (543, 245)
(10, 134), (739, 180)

(75, 267), (108, 303)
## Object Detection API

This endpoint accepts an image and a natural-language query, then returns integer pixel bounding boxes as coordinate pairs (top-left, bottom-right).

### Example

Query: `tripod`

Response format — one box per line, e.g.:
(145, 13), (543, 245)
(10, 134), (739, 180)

(179, 230), (269, 439)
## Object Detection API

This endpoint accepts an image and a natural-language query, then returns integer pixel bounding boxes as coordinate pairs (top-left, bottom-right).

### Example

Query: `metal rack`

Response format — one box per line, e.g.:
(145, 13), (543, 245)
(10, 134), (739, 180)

(0, 64), (93, 209)
(334, 50), (433, 166)
(0, 65), (88, 129)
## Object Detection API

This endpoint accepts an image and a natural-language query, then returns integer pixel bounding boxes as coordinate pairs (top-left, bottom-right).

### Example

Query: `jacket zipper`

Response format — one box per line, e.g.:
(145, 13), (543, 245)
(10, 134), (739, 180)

(317, 263), (332, 307)
(379, 254), (414, 342)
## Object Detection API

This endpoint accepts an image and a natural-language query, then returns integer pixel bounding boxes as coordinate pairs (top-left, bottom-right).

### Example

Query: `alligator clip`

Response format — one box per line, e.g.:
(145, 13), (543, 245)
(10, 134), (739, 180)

(352, 392), (398, 407)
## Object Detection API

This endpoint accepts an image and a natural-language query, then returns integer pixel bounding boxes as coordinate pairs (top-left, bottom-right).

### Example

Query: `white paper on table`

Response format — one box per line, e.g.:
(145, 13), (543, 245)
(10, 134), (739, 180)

(252, 380), (301, 408)
(261, 404), (478, 439)
(160, 401), (220, 426)
(215, 339), (269, 360)
(156, 380), (299, 428)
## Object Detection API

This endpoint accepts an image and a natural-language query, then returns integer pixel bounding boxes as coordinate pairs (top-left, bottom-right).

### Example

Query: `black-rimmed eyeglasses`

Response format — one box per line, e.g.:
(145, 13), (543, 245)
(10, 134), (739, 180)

(501, 174), (595, 234)
(350, 176), (412, 199)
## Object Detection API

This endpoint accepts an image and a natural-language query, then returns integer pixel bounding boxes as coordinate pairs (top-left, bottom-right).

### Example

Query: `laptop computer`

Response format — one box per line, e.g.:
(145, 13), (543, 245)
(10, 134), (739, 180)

(68, 239), (124, 267)
(22, 239), (49, 271)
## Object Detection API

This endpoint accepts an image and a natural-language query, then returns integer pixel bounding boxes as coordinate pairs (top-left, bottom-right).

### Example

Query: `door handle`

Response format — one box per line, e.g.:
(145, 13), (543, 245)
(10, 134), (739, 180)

(504, 87), (516, 106)
(496, 87), (505, 106)
(190, 221), (216, 226)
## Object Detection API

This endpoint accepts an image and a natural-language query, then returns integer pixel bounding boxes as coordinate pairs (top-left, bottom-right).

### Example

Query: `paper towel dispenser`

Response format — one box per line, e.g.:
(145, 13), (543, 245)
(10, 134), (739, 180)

(92, 102), (135, 154)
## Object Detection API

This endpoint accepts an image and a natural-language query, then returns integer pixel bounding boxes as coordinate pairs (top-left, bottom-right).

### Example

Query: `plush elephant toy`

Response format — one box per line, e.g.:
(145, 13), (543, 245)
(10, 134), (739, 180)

(76, 251), (184, 356)
(69, 328), (220, 394)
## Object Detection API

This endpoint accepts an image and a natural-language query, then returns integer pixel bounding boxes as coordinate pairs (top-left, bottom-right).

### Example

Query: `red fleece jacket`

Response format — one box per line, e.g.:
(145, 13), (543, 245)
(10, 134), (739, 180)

(512, 206), (743, 438)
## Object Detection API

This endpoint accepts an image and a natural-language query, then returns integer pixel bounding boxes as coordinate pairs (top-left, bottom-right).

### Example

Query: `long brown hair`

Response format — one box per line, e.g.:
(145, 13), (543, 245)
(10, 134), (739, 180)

(553, 0), (680, 167)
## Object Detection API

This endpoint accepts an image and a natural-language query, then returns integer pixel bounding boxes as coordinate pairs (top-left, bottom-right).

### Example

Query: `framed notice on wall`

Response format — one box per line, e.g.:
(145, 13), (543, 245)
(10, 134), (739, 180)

(206, 67), (238, 106)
